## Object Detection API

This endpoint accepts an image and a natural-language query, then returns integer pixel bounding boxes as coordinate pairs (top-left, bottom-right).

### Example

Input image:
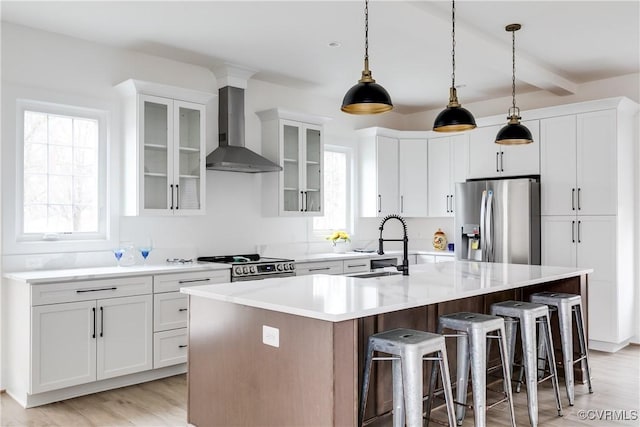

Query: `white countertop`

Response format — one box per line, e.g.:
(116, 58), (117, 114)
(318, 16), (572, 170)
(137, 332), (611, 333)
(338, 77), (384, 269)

(181, 261), (592, 322)
(4, 262), (231, 284)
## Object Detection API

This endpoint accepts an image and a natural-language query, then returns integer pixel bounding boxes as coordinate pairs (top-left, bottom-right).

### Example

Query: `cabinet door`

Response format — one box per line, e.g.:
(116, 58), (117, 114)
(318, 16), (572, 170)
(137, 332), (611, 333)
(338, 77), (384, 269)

(540, 115), (577, 215)
(376, 136), (399, 216)
(174, 101), (205, 214)
(399, 139), (428, 217)
(303, 125), (323, 214)
(541, 216), (577, 268)
(502, 120), (540, 176)
(427, 137), (451, 217)
(576, 216), (617, 342)
(31, 301), (97, 393)
(140, 95), (174, 214)
(281, 120), (302, 213)
(449, 134), (469, 216)
(97, 295), (153, 380)
(467, 125), (502, 179)
(577, 110), (617, 215)
(154, 292), (188, 332)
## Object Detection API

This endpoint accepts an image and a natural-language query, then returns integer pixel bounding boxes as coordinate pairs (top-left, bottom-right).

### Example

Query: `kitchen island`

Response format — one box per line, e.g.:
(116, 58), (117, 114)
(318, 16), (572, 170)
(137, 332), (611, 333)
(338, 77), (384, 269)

(181, 261), (591, 426)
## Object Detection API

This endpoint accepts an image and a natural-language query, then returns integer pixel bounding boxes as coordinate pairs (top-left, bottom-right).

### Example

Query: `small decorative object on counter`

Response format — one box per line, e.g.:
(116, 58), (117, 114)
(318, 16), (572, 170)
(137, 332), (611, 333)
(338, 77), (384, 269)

(433, 229), (447, 251)
(119, 241), (137, 266)
(327, 230), (351, 253)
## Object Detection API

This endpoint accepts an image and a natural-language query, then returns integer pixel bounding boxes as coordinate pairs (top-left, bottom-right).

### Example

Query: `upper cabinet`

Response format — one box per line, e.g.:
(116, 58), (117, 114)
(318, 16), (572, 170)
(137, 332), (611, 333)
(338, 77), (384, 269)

(540, 111), (617, 216)
(258, 109), (330, 216)
(116, 79), (215, 216)
(427, 134), (468, 217)
(358, 129), (430, 218)
(467, 120), (539, 179)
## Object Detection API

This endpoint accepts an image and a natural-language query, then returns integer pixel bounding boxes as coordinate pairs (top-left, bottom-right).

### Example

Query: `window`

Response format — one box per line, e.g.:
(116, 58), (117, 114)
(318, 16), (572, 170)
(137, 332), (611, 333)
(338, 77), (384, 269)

(19, 101), (107, 241)
(313, 146), (352, 233)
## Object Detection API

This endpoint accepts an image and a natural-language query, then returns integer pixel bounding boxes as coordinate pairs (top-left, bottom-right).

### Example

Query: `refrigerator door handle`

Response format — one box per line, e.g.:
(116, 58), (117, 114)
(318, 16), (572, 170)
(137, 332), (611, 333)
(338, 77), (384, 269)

(485, 190), (494, 262)
(480, 190), (487, 260)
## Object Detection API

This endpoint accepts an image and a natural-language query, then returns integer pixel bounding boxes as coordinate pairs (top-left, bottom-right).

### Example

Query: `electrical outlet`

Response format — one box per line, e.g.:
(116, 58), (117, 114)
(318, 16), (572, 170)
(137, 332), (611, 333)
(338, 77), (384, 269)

(262, 325), (279, 348)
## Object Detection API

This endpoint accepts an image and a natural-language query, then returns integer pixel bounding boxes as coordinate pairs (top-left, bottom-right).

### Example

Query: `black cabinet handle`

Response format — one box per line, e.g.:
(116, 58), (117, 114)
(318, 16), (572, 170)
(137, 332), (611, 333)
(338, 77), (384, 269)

(446, 195), (450, 213)
(347, 264), (368, 268)
(400, 195), (404, 213)
(92, 307), (96, 339)
(178, 278), (210, 284)
(300, 191), (304, 212)
(178, 344), (188, 348)
(378, 195), (382, 213)
(496, 152), (499, 172)
(304, 191), (308, 212)
(76, 287), (117, 293)
(572, 188), (576, 211)
(309, 267), (331, 272)
(577, 220), (582, 243)
(176, 184), (180, 210)
(577, 188), (581, 210)
(500, 152), (504, 172)
(572, 220), (575, 243)
(178, 308), (188, 312)
(450, 194), (454, 213)
(100, 306), (104, 337)
(170, 184), (174, 210)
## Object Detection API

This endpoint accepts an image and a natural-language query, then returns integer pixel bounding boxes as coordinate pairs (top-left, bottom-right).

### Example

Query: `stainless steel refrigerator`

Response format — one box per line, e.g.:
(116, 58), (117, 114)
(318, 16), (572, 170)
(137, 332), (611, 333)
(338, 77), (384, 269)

(454, 178), (540, 264)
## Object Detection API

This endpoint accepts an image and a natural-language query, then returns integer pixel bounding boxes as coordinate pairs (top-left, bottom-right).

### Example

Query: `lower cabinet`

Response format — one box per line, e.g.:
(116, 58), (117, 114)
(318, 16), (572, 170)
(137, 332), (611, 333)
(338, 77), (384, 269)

(154, 328), (188, 368)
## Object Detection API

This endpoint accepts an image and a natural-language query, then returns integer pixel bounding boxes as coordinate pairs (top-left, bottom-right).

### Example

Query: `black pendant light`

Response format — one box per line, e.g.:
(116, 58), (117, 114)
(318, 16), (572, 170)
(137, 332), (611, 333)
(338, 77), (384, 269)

(433, 0), (476, 132)
(341, 0), (393, 114)
(495, 24), (533, 145)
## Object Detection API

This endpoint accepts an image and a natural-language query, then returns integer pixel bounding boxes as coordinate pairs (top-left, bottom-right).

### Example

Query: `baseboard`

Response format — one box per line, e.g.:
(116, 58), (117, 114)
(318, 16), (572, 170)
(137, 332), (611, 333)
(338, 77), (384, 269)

(11, 364), (186, 408)
(589, 339), (630, 353)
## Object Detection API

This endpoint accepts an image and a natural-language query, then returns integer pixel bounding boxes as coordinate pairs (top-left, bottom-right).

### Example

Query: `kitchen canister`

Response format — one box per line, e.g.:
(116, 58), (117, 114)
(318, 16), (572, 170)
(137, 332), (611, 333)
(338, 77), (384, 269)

(432, 229), (447, 251)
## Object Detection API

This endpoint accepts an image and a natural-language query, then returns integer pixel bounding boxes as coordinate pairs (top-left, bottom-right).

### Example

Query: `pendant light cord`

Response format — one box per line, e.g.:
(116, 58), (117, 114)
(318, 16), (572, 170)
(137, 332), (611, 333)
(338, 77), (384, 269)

(364, 0), (369, 71)
(511, 27), (516, 110)
(451, 0), (456, 88)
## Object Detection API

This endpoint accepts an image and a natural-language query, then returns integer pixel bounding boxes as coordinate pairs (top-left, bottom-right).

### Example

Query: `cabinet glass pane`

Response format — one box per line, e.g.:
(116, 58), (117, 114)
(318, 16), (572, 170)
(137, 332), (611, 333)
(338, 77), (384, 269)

(178, 177), (200, 210)
(283, 125), (299, 160)
(178, 107), (201, 150)
(282, 124), (300, 212)
(306, 190), (321, 213)
(306, 128), (321, 163)
(283, 189), (300, 212)
(144, 175), (168, 209)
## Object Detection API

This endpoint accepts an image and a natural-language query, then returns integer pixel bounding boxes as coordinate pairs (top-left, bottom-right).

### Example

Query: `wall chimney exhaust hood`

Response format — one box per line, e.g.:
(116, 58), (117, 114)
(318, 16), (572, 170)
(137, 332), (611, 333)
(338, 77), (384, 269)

(206, 65), (282, 173)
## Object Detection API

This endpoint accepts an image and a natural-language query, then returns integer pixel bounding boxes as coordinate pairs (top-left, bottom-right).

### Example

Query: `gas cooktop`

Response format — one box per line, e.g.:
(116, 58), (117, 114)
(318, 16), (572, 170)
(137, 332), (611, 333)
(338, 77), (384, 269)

(197, 254), (295, 281)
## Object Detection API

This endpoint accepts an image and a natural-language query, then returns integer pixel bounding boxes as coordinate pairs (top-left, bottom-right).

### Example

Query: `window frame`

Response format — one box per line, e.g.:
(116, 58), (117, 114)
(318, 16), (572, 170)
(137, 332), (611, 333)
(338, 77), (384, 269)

(16, 99), (109, 243)
(311, 144), (354, 238)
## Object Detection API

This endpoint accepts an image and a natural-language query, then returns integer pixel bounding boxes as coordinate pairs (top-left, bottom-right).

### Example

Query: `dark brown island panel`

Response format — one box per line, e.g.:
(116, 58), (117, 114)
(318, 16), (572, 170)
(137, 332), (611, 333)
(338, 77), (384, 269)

(186, 272), (587, 426)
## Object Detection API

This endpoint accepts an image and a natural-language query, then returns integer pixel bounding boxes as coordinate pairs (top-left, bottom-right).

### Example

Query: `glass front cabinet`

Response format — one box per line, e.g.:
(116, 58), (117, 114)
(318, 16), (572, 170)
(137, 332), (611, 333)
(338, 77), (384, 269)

(257, 109), (329, 217)
(116, 79), (214, 216)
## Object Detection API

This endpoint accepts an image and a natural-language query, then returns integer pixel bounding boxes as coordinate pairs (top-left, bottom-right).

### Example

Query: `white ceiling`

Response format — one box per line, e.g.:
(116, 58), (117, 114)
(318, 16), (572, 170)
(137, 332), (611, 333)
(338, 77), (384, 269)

(2, 0), (639, 114)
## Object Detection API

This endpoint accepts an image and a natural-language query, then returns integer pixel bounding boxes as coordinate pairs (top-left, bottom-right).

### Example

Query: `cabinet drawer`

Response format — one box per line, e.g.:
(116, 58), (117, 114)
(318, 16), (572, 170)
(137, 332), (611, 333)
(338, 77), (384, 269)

(154, 292), (188, 332)
(295, 260), (344, 276)
(153, 269), (230, 293)
(153, 328), (188, 368)
(435, 255), (455, 263)
(32, 276), (152, 306)
(342, 260), (370, 274)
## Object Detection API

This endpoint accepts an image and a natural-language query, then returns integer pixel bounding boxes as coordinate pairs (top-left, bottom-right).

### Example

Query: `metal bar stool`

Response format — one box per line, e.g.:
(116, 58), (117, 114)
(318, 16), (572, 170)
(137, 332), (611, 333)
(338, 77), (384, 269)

(360, 328), (457, 427)
(490, 301), (563, 427)
(530, 292), (593, 406)
(426, 312), (516, 427)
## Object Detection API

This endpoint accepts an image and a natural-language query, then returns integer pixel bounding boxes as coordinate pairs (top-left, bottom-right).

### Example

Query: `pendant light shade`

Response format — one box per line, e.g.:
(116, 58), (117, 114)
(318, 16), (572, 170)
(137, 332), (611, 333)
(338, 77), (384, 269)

(496, 24), (533, 145)
(341, 0), (393, 114)
(433, 0), (476, 132)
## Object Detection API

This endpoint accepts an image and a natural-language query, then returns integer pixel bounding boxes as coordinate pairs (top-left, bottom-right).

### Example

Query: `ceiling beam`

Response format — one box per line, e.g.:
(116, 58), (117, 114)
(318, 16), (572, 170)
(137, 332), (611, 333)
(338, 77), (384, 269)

(409, 1), (577, 96)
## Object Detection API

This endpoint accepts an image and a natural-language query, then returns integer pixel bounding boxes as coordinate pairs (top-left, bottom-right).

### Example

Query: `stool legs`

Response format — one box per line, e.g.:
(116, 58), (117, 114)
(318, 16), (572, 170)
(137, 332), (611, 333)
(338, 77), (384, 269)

(454, 333), (470, 425)
(392, 358), (405, 427)
(542, 313), (564, 418)
(521, 316), (540, 427)
(496, 324), (517, 427)
(573, 303), (593, 395)
(469, 328), (488, 427)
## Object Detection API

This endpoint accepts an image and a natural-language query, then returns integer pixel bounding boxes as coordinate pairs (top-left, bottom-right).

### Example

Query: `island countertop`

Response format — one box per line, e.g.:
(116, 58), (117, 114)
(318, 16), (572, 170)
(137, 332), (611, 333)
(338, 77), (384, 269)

(181, 261), (592, 322)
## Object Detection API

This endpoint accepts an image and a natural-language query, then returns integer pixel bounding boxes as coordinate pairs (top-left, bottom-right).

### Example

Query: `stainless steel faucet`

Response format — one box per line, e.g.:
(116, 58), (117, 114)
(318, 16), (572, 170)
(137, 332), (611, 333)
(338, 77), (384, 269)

(377, 214), (409, 276)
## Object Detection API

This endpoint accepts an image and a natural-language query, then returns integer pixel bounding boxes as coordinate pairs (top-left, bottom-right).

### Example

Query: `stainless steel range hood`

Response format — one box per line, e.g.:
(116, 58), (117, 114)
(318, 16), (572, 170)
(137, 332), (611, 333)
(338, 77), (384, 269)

(206, 86), (282, 173)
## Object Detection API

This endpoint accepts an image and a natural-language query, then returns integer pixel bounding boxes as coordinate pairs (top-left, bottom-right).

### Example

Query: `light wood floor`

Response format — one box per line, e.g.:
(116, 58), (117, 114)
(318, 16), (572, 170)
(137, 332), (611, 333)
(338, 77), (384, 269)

(1, 345), (638, 426)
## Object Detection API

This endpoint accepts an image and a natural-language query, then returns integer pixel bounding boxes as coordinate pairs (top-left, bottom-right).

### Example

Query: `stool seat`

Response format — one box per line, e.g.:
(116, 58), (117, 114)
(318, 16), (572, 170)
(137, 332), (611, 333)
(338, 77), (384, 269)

(491, 300), (563, 427)
(530, 292), (593, 406)
(427, 313), (516, 427)
(360, 328), (457, 427)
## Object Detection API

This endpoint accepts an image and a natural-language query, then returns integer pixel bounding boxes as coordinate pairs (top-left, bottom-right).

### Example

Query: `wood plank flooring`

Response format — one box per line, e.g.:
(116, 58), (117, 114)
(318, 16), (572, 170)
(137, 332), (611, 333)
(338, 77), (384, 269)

(1, 345), (638, 426)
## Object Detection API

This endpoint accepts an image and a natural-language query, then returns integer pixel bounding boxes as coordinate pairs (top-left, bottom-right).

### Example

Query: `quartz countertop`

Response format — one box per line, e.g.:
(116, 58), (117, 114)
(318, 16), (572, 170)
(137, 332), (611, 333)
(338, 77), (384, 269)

(181, 261), (592, 322)
(4, 262), (231, 284)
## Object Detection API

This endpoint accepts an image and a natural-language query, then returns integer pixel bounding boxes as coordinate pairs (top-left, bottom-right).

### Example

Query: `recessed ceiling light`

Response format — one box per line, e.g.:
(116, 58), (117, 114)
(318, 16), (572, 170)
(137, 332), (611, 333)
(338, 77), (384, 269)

(328, 41), (341, 48)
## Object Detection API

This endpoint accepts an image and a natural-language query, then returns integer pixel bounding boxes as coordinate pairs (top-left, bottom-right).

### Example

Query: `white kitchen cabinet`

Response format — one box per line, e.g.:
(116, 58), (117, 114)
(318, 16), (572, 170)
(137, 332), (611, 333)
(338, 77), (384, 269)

(295, 260), (344, 276)
(116, 79), (214, 216)
(31, 301), (97, 393)
(153, 328), (188, 369)
(97, 294), (153, 380)
(399, 139), (428, 217)
(258, 109), (329, 216)
(342, 259), (371, 274)
(154, 292), (189, 332)
(428, 134), (468, 217)
(540, 111), (617, 216)
(30, 277), (153, 394)
(467, 120), (539, 179)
